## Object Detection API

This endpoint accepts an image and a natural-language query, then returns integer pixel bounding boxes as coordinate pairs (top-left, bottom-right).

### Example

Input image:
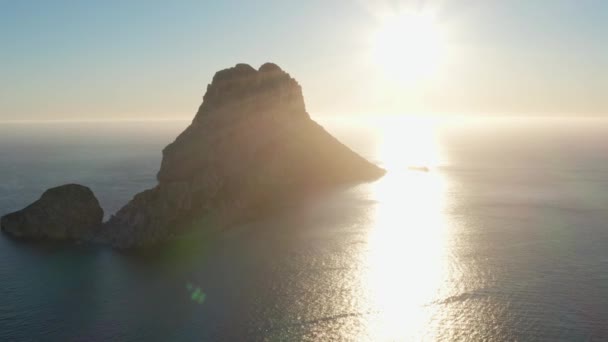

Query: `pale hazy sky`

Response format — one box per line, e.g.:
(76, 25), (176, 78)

(1, 0), (607, 120)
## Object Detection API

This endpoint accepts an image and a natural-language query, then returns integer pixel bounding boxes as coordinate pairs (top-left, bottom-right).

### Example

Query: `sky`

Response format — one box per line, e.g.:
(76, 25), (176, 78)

(1, 0), (607, 121)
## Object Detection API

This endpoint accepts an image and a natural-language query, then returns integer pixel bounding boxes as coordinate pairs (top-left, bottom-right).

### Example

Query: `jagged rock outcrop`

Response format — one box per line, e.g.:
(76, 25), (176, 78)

(103, 63), (385, 248)
(1, 184), (103, 240)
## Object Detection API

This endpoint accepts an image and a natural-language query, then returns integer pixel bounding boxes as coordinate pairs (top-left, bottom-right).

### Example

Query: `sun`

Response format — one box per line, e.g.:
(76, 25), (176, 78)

(372, 10), (445, 85)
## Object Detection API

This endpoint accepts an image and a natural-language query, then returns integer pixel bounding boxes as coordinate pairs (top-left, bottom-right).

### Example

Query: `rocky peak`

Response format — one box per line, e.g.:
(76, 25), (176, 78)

(258, 62), (282, 72)
(197, 63), (305, 122)
(160, 63), (308, 183)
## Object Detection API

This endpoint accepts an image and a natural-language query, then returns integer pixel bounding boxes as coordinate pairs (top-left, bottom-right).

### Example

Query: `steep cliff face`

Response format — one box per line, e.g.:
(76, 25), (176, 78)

(104, 63), (385, 247)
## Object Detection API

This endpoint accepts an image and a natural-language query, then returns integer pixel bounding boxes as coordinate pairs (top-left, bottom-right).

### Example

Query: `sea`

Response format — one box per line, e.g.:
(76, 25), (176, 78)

(0, 116), (607, 341)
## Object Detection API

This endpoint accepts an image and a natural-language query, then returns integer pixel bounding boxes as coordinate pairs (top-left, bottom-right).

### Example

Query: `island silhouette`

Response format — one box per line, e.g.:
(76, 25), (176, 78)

(1, 63), (385, 248)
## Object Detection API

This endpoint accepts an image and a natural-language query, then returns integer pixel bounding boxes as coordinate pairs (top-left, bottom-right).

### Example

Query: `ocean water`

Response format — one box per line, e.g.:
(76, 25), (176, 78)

(1, 117), (607, 341)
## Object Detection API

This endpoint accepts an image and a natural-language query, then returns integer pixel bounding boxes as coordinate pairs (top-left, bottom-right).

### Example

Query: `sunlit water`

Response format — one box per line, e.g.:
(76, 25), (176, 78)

(1, 117), (608, 341)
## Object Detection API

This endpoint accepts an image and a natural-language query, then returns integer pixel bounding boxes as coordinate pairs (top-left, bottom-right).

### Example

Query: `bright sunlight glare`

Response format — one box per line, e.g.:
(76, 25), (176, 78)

(374, 116), (443, 171)
(356, 116), (450, 340)
(372, 10), (446, 85)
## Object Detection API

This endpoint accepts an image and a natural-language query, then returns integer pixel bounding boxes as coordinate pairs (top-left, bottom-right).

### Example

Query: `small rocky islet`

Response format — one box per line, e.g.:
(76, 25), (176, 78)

(1, 184), (103, 240)
(1, 63), (385, 248)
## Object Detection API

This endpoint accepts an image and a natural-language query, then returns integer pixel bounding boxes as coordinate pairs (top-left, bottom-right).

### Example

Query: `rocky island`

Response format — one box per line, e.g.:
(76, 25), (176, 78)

(1, 184), (103, 240)
(1, 63), (385, 248)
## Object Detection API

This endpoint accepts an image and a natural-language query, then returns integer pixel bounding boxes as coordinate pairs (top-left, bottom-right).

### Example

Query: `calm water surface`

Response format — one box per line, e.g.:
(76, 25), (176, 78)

(1, 117), (607, 341)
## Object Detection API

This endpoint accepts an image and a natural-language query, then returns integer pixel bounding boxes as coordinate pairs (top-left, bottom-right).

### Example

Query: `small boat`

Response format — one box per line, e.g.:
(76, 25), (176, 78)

(407, 166), (430, 172)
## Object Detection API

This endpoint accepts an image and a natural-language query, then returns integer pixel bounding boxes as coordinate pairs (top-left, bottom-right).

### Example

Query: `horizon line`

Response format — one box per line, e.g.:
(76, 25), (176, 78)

(0, 113), (607, 124)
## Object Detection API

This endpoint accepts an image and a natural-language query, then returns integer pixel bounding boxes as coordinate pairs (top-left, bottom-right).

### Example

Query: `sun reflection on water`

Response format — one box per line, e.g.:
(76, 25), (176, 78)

(360, 117), (451, 340)
(374, 116), (443, 170)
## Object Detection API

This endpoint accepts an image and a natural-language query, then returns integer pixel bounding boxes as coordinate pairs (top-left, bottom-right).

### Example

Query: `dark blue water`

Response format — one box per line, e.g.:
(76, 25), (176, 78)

(1, 117), (608, 341)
